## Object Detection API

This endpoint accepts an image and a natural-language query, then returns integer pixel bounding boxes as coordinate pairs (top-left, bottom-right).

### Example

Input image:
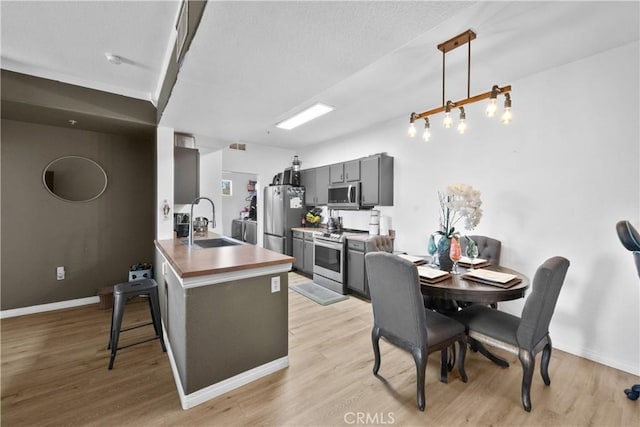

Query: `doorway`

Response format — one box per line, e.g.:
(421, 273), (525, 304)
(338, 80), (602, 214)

(221, 171), (258, 238)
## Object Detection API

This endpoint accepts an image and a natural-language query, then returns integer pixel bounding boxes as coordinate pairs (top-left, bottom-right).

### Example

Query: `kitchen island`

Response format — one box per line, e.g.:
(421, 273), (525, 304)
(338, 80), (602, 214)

(154, 233), (293, 409)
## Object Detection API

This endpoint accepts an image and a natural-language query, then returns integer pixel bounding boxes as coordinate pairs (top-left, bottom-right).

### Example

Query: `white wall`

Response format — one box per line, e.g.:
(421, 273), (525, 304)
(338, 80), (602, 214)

(300, 42), (640, 375)
(156, 126), (175, 240)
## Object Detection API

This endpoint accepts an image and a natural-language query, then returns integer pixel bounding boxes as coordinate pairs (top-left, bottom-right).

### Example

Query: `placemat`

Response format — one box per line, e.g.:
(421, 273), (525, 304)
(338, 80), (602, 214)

(417, 266), (451, 283)
(462, 269), (522, 288)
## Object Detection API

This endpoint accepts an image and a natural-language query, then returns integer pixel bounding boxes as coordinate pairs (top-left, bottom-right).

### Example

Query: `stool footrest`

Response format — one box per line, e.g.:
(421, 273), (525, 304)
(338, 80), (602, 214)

(120, 322), (153, 333)
(116, 336), (162, 351)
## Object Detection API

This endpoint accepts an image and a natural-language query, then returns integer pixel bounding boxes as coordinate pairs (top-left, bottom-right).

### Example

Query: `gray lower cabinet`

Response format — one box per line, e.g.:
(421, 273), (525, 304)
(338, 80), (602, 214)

(347, 240), (368, 297)
(292, 230), (314, 275)
(346, 237), (394, 299)
(292, 232), (304, 271)
(303, 234), (314, 274)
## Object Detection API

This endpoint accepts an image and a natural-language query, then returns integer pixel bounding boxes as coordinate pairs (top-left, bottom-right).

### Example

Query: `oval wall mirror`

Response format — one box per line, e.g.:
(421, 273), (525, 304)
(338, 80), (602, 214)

(43, 156), (108, 202)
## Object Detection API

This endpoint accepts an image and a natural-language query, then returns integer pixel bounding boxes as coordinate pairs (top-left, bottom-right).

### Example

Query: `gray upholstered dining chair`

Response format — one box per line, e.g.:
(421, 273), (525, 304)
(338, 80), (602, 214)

(365, 235), (394, 253)
(365, 252), (468, 411)
(451, 256), (570, 412)
(616, 220), (640, 278)
(460, 235), (502, 265)
(458, 235), (503, 309)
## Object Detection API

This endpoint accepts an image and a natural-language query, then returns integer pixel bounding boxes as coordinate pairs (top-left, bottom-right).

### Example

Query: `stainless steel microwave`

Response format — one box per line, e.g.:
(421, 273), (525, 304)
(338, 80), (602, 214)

(327, 182), (360, 210)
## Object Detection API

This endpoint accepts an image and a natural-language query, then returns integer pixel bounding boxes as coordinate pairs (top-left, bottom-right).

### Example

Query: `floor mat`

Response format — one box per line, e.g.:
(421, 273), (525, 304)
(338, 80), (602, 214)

(290, 282), (349, 306)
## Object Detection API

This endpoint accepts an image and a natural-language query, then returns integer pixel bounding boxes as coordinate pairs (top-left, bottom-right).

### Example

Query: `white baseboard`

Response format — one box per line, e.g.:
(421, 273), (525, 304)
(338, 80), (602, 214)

(162, 326), (289, 410)
(554, 342), (639, 376)
(0, 296), (100, 319)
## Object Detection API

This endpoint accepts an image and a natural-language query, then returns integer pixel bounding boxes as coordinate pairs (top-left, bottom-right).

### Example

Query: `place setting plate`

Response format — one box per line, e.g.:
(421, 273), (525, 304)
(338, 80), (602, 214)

(457, 256), (491, 269)
(398, 254), (428, 266)
(417, 266), (451, 283)
(461, 268), (522, 288)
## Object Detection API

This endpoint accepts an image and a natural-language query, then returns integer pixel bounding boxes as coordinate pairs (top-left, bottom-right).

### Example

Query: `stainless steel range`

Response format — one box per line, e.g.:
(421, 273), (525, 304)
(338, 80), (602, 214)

(313, 229), (367, 294)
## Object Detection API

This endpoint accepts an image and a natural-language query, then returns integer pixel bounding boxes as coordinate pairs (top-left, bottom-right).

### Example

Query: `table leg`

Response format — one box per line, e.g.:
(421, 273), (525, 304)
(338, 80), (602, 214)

(469, 337), (509, 368)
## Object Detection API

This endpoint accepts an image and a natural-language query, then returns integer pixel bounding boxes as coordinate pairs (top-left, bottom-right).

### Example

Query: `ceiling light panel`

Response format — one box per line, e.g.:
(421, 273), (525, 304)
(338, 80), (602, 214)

(276, 103), (334, 130)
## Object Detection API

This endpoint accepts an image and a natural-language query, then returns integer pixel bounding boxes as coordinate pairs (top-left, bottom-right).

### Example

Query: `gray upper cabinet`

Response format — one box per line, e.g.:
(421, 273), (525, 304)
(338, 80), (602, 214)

(302, 166), (329, 205)
(344, 160), (360, 182)
(329, 160), (360, 183)
(302, 155), (391, 207)
(174, 146), (199, 204)
(301, 168), (317, 205)
(330, 163), (344, 184)
(360, 153), (393, 207)
(315, 166), (330, 205)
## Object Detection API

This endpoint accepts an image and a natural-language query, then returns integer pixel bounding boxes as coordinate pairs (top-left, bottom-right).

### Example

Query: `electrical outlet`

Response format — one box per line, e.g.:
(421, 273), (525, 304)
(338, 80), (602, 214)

(162, 262), (167, 275)
(271, 276), (280, 293)
(56, 266), (65, 280)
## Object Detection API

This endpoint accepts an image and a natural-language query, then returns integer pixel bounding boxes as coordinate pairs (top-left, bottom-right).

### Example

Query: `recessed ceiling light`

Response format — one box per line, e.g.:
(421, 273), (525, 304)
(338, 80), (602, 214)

(104, 53), (123, 65)
(276, 103), (334, 130)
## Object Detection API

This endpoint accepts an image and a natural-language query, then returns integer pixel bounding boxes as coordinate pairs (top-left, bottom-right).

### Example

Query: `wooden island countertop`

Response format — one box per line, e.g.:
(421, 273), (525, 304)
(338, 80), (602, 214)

(155, 232), (294, 279)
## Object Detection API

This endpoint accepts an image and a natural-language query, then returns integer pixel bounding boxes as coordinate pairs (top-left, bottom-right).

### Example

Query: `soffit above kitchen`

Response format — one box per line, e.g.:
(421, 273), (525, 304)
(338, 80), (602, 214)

(161, 1), (639, 151)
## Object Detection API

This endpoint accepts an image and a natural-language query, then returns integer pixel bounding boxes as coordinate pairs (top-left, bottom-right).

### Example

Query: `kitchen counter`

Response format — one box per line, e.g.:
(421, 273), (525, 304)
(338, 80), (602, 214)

(153, 231), (291, 410)
(290, 226), (393, 242)
(155, 231), (293, 279)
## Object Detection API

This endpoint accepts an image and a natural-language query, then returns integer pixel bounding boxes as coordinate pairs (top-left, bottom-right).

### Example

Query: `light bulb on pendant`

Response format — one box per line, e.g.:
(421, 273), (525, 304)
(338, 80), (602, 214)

(422, 118), (431, 141)
(457, 107), (467, 134)
(443, 101), (453, 128)
(501, 93), (512, 124)
(407, 113), (417, 137)
(485, 85), (499, 117)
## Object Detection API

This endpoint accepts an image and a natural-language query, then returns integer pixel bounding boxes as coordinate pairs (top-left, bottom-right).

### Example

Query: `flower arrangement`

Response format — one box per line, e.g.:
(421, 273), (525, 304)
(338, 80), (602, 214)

(437, 183), (483, 239)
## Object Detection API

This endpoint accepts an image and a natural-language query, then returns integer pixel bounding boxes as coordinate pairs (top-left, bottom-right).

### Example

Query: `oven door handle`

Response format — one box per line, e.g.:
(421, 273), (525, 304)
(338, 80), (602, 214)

(313, 239), (343, 250)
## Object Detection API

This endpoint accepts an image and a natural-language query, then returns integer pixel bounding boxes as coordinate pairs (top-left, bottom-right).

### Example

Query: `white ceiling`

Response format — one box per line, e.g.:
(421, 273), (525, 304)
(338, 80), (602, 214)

(2, 1), (639, 152)
(0, 0), (181, 101)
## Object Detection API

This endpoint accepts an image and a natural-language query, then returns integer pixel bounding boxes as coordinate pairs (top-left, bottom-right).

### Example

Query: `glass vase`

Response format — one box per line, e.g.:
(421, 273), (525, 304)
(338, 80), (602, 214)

(437, 237), (454, 272)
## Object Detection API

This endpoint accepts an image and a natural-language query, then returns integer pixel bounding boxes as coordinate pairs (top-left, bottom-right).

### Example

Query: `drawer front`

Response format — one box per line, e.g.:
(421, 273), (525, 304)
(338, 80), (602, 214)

(347, 240), (365, 251)
(292, 230), (304, 239)
(304, 231), (316, 241)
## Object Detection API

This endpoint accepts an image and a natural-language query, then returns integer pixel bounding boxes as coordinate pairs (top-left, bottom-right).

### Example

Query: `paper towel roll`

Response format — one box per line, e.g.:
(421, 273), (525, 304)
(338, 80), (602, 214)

(370, 210), (380, 223)
(379, 216), (391, 236)
(369, 224), (379, 235)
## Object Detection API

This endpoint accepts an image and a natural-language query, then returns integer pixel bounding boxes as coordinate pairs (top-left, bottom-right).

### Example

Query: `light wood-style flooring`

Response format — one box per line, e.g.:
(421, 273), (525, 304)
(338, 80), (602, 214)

(2, 272), (638, 426)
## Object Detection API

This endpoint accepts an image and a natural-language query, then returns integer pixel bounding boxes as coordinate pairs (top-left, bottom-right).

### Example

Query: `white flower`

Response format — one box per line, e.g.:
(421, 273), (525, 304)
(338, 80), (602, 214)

(437, 183), (483, 237)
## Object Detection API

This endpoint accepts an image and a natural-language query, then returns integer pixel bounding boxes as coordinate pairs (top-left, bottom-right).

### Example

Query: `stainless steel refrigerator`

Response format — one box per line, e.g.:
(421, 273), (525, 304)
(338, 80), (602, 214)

(263, 185), (305, 255)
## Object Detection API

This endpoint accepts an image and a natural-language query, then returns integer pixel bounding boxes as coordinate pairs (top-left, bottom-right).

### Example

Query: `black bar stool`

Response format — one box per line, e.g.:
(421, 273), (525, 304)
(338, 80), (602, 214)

(108, 278), (166, 369)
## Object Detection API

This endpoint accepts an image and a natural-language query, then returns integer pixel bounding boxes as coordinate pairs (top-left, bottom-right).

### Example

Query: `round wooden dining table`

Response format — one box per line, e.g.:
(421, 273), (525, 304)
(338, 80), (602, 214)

(418, 265), (530, 305)
(416, 260), (530, 368)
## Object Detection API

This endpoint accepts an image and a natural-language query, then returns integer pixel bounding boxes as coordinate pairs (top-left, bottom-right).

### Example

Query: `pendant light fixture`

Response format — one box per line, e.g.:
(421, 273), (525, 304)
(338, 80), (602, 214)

(407, 29), (513, 140)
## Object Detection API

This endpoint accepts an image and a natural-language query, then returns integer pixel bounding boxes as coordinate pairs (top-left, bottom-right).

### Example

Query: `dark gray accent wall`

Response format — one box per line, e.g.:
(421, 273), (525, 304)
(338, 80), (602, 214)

(184, 273), (289, 394)
(1, 119), (155, 310)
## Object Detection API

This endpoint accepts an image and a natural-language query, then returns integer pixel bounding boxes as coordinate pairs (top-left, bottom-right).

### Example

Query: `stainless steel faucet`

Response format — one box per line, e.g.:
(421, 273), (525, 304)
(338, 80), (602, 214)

(188, 197), (216, 245)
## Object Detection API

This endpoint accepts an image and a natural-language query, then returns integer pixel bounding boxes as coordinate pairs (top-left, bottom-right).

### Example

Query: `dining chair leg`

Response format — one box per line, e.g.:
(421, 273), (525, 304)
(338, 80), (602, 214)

(371, 327), (381, 375)
(457, 338), (468, 383)
(541, 336), (552, 386)
(440, 349), (448, 383)
(447, 343), (456, 372)
(518, 348), (535, 412)
(413, 349), (427, 411)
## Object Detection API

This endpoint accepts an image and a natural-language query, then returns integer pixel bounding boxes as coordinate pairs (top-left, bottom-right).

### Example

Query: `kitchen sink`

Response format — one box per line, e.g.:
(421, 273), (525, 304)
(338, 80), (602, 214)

(184, 238), (242, 248)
